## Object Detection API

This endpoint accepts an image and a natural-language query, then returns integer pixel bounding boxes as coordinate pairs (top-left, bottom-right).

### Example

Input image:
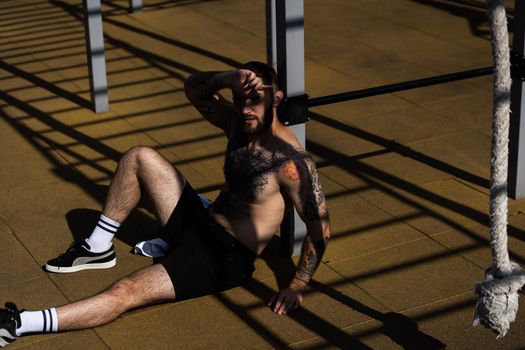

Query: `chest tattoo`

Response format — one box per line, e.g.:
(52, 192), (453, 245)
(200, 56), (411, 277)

(224, 143), (307, 194)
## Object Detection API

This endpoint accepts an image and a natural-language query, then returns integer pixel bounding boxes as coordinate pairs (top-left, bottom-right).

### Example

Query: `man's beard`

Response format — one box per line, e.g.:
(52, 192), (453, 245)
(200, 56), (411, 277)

(240, 106), (274, 136)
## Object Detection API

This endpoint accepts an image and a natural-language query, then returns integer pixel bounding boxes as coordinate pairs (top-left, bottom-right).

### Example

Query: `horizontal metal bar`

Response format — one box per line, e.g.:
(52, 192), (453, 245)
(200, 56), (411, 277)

(308, 66), (493, 107)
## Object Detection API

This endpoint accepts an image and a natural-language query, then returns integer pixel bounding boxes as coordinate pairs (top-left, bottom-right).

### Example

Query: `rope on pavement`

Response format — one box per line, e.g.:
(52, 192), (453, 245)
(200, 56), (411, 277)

(472, 0), (525, 338)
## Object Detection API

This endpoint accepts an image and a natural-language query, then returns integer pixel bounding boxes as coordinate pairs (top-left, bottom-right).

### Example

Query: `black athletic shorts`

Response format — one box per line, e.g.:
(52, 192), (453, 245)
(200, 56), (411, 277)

(158, 183), (256, 301)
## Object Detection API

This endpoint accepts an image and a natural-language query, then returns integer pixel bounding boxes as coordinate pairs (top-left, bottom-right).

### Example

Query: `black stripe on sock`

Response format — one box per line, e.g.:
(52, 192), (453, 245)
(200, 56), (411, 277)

(96, 223), (117, 234)
(99, 218), (119, 230)
(42, 310), (47, 333)
(47, 309), (53, 332)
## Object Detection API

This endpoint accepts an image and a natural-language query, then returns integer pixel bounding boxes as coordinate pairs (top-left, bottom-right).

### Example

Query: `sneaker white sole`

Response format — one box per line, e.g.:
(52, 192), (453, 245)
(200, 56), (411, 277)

(0, 329), (16, 347)
(45, 259), (116, 273)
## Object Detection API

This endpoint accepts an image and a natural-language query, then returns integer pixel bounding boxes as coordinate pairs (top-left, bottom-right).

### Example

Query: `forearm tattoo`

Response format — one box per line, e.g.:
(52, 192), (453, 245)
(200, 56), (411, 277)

(294, 235), (330, 285)
(185, 72), (225, 126)
(303, 157), (329, 222)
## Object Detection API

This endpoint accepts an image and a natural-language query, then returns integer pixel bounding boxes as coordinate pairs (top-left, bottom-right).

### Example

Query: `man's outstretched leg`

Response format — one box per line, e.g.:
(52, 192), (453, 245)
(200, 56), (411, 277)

(0, 264), (175, 347)
(45, 146), (186, 273)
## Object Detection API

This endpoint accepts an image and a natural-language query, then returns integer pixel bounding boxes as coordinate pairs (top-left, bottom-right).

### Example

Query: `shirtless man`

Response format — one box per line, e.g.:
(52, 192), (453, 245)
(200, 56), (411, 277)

(0, 61), (330, 347)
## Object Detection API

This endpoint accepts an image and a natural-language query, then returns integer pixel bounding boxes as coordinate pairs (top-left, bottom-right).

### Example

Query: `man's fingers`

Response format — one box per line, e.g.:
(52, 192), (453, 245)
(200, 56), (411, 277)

(267, 294), (277, 307)
(277, 298), (287, 315)
(283, 298), (299, 315)
(261, 84), (274, 90)
(273, 296), (284, 313)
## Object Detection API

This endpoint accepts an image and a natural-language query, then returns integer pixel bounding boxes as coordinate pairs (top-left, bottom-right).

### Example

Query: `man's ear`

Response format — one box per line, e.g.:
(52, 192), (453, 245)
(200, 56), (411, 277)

(273, 90), (284, 107)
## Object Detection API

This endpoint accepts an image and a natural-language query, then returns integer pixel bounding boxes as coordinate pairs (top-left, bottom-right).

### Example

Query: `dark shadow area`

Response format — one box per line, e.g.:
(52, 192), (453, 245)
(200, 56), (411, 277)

(254, 236), (446, 349)
(310, 281), (447, 350)
(217, 282), (373, 350)
(66, 208), (103, 241)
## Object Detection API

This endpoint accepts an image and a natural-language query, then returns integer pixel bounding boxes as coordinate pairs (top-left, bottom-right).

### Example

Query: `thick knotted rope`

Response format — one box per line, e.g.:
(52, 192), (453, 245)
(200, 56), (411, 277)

(472, 0), (525, 338)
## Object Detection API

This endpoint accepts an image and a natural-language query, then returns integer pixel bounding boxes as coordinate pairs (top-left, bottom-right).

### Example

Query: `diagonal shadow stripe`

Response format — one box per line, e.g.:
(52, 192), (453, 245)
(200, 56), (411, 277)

(309, 111), (490, 189)
(0, 59), (91, 109)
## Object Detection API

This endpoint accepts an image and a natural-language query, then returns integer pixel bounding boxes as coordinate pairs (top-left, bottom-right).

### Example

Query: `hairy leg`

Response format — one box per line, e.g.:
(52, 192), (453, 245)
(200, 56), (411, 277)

(56, 264), (175, 330)
(103, 146), (185, 225)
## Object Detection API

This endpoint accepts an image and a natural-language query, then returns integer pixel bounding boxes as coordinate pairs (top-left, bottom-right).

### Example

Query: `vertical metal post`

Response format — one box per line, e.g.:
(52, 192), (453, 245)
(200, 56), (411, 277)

(274, 0), (307, 256)
(129, 0), (143, 13)
(83, 0), (109, 113)
(509, 0), (525, 198)
(265, 0), (277, 69)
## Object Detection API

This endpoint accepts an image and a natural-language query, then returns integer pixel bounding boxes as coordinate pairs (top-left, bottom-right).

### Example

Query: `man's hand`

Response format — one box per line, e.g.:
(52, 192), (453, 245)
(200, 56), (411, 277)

(229, 69), (272, 98)
(267, 280), (306, 315)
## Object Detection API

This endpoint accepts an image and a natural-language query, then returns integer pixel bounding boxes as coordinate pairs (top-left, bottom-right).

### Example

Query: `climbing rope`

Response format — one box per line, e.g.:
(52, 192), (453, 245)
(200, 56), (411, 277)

(472, 0), (525, 338)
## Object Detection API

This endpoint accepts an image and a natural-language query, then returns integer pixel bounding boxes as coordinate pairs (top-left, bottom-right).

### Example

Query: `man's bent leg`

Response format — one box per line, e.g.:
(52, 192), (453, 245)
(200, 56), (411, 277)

(58, 264), (174, 331)
(103, 146), (186, 226)
(46, 147), (187, 273)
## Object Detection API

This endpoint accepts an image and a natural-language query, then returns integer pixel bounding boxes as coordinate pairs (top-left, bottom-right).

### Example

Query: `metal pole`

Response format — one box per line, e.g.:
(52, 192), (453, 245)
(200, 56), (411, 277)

(275, 0), (307, 256)
(129, 0), (143, 13)
(83, 0), (109, 113)
(266, 0), (277, 69)
(509, 0), (525, 198)
(309, 66), (492, 107)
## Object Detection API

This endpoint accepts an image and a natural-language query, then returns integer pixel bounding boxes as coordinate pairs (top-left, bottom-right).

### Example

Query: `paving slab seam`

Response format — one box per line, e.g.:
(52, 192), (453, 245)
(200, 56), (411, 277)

(346, 203), (489, 274)
(12, 330), (110, 350)
(397, 290), (475, 316)
(170, 4), (261, 39)
(449, 176), (491, 199)
(355, 182), (492, 259)
(343, 2), (489, 56)
(392, 79), (491, 108)
(360, 4), (492, 56)
(305, 56), (362, 85)
(327, 236), (429, 264)
(285, 318), (379, 349)
(0, 223), (73, 305)
(325, 241), (485, 290)
(317, 261), (395, 314)
(0, 276), (52, 295)
(308, 116), (483, 201)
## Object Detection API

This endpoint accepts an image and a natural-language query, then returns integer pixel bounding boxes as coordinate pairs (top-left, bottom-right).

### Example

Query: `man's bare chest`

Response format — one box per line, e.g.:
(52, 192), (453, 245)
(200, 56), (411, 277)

(223, 143), (306, 195)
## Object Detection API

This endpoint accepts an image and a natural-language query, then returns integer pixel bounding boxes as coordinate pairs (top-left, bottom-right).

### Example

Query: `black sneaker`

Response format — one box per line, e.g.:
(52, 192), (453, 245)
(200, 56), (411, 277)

(0, 303), (20, 348)
(45, 241), (116, 273)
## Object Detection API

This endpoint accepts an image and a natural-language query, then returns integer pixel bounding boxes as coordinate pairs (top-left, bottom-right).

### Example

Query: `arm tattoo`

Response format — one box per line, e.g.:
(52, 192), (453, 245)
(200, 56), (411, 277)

(303, 157), (329, 222)
(294, 235), (330, 285)
(185, 72), (229, 128)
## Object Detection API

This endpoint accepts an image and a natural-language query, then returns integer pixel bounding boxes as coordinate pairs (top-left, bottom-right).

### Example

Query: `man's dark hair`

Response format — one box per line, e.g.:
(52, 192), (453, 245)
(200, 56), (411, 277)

(240, 61), (279, 90)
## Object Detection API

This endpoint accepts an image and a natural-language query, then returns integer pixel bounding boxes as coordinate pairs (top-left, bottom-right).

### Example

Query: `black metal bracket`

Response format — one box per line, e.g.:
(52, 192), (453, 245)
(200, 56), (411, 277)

(278, 94), (309, 126)
(511, 50), (525, 81)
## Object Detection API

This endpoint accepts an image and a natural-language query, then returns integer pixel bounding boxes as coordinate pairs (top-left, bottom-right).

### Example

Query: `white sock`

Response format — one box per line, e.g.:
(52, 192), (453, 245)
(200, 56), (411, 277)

(85, 214), (120, 253)
(17, 308), (58, 335)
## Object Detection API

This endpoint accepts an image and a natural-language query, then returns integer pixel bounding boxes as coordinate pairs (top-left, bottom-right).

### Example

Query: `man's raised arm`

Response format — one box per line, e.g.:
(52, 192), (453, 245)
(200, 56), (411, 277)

(270, 154), (331, 315)
(184, 70), (269, 133)
(184, 71), (235, 132)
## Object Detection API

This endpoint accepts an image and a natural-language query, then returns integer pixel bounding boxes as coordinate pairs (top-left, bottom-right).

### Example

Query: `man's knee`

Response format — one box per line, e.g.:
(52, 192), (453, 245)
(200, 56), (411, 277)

(104, 276), (139, 310)
(123, 146), (158, 165)
(119, 146), (167, 174)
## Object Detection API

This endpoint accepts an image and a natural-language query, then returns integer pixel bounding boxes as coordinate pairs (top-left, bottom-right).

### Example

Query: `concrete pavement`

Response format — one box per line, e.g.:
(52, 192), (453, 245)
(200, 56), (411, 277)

(1, 0), (525, 348)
